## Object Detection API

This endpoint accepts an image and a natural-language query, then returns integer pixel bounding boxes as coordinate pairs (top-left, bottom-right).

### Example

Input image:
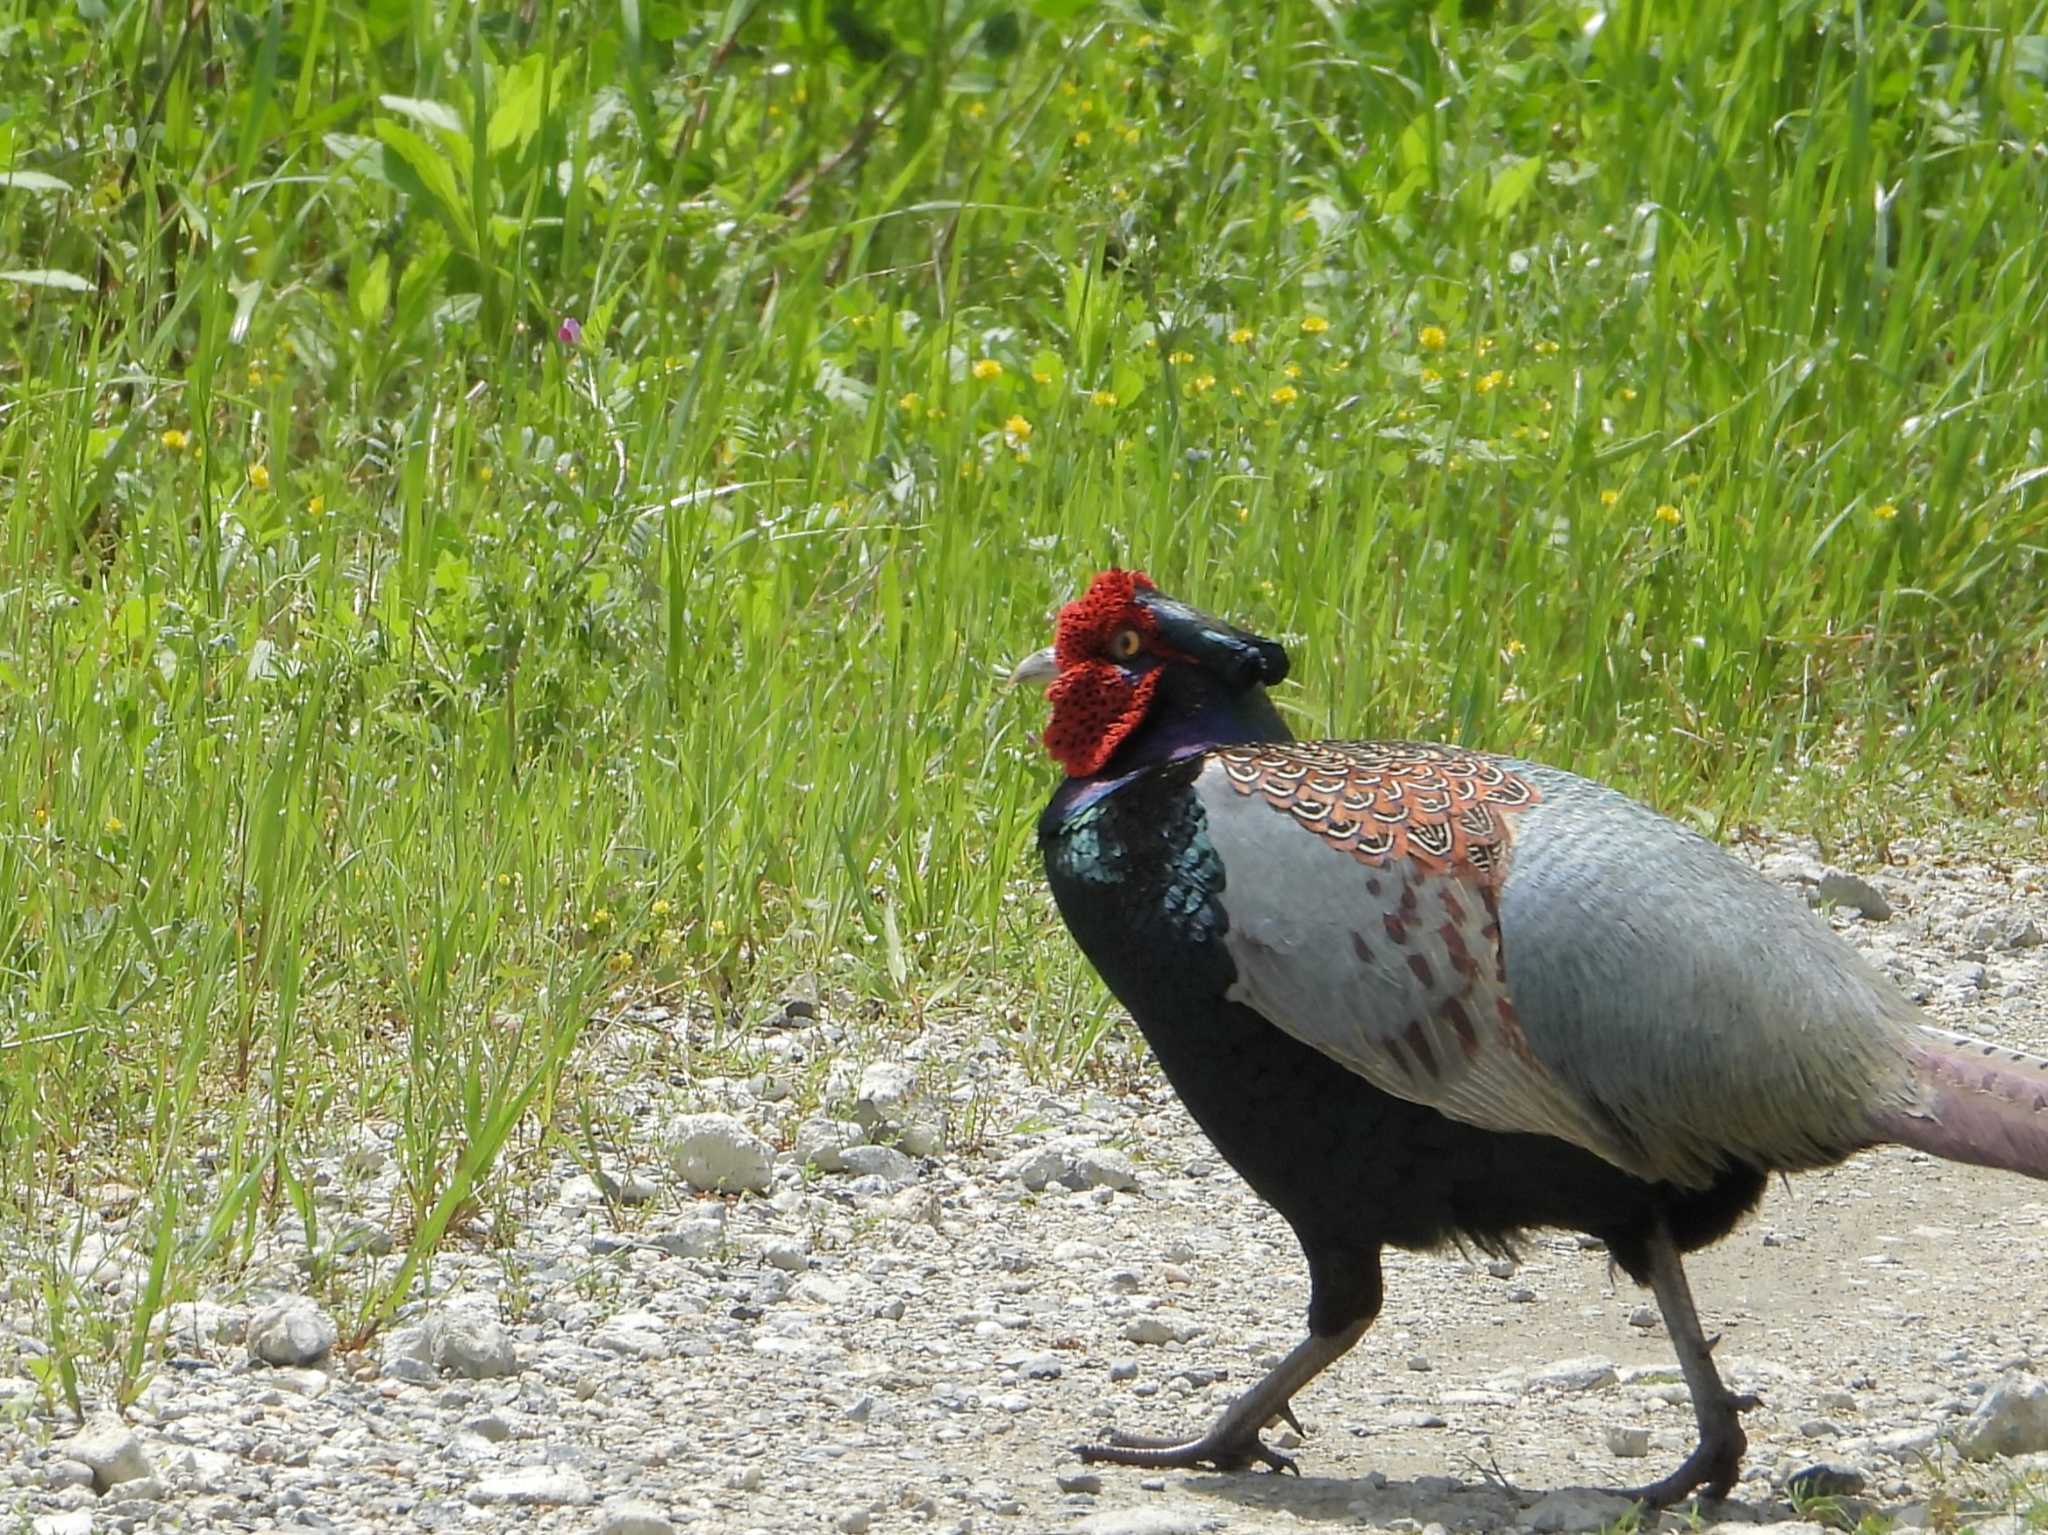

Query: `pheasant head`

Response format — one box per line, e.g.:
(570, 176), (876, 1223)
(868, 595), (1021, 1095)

(1011, 569), (1292, 778)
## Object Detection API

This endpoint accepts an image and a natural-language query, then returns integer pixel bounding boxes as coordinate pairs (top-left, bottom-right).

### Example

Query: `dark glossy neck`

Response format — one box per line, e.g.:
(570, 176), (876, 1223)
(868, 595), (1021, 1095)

(1047, 684), (1292, 822)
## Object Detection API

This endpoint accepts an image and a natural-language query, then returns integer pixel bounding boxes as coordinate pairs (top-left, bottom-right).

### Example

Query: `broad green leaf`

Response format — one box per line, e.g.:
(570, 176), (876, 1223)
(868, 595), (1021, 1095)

(373, 120), (476, 254)
(1486, 154), (1544, 221)
(487, 54), (549, 156)
(378, 93), (464, 137)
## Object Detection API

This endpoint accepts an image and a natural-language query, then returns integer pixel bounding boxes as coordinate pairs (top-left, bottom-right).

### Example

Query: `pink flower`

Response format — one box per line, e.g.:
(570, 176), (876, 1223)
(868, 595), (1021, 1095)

(557, 316), (583, 347)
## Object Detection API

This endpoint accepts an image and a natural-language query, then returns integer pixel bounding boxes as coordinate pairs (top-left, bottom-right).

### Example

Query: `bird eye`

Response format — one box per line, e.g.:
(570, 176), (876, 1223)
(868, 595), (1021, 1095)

(1109, 628), (1143, 660)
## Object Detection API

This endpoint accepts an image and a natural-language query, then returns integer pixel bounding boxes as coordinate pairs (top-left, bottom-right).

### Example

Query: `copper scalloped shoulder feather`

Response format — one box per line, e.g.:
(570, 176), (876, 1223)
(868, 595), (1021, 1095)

(1212, 741), (1539, 880)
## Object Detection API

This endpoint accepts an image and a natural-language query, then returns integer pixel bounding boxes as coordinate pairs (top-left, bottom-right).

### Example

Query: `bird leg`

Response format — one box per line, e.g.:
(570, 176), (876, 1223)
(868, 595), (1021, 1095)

(1077, 1318), (1370, 1474)
(1623, 1217), (1760, 1507)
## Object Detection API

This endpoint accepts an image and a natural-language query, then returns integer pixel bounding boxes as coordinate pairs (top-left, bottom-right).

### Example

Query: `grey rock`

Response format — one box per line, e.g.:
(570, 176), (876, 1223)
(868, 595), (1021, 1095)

(1070, 1146), (1141, 1192)
(1109, 1360), (1139, 1382)
(653, 1207), (727, 1259)
(1956, 1371), (2048, 1460)
(30, 1513), (96, 1535)
(593, 1309), (671, 1360)
(1602, 1424), (1650, 1458)
(1517, 1489), (1637, 1531)
(468, 1467), (596, 1506)
(380, 1325), (436, 1382)
(43, 1459), (95, 1491)
(157, 1300), (247, 1347)
(1872, 1425), (1941, 1459)
(836, 1511), (872, 1534)
(245, 1296), (336, 1367)
(1969, 911), (2045, 951)
(1815, 869), (1892, 920)
(852, 1062), (919, 1130)
(1121, 1314), (1201, 1346)
(465, 1413), (515, 1443)
(58, 1415), (153, 1493)
(428, 1308), (521, 1379)
(759, 1238), (809, 1273)
(598, 1501), (677, 1535)
(665, 1112), (774, 1195)
(999, 1141), (1073, 1191)
(1530, 1356), (1617, 1392)
(838, 1143), (918, 1185)
(1058, 1472), (1104, 1494)
(794, 1116), (867, 1172)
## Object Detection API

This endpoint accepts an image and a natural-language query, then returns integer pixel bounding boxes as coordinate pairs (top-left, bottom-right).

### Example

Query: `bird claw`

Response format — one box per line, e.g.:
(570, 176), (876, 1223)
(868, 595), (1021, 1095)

(1077, 1427), (1299, 1475)
(1620, 1394), (1758, 1507)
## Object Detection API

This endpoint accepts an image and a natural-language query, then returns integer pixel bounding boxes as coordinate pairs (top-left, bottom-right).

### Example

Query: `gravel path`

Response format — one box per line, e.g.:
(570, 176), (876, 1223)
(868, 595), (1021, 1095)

(5, 834), (2048, 1535)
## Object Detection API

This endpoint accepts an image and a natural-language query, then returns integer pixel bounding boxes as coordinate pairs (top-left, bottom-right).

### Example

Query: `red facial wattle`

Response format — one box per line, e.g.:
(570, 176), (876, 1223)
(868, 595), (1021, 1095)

(1042, 568), (1161, 778)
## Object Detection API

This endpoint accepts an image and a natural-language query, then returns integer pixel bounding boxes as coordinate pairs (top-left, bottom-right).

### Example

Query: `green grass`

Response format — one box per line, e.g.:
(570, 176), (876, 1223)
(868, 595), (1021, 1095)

(3, 0), (2047, 1404)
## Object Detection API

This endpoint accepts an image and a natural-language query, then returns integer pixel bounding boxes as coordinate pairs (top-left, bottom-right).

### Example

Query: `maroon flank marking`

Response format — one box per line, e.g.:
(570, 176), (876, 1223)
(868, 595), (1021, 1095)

(1351, 931), (1374, 965)
(1398, 882), (1420, 915)
(1383, 911), (1408, 945)
(1439, 997), (1480, 1057)
(1380, 1037), (1411, 1075)
(1438, 921), (1479, 979)
(1365, 877), (1383, 898)
(1403, 1019), (1440, 1079)
(1439, 886), (1467, 924)
(1405, 951), (1434, 987)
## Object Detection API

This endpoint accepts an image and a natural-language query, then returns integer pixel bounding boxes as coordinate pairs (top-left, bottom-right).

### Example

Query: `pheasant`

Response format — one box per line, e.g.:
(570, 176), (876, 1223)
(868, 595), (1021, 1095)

(1011, 568), (2048, 1505)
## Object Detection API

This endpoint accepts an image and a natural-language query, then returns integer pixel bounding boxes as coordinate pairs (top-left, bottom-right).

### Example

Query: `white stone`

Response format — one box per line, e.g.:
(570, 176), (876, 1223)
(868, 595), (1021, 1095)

(598, 1501), (678, 1535)
(1121, 1314), (1201, 1346)
(468, 1467), (596, 1506)
(1529, 1355), (1617, 1392)
(1956, 1371), (2048, 1461)
(852, 1062), (919, 1130)
(838, 1143), (918, 1184)
(1070, 1145), (1141, 1192)
(246, 1296), (336, 1367)
(1517, 1488), (1638, 1532)
(794, 1116), (866, 1172)
(665, 1112), (774, 1195)
(428, 1307), (521, 1379)
(58, 1415), (153, 1492)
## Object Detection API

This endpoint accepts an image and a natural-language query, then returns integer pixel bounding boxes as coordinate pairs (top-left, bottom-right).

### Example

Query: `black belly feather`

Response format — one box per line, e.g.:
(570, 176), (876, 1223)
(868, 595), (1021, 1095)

(1042, 756), (1766, 1333)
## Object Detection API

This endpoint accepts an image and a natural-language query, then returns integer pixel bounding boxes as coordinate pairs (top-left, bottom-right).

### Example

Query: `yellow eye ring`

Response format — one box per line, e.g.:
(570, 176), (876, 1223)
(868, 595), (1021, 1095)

(1109, 628), (1143, 660)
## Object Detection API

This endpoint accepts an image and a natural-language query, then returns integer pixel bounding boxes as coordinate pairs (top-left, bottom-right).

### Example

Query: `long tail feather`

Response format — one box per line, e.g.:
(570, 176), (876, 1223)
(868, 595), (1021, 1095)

(1868, 1027), (2048, 1179)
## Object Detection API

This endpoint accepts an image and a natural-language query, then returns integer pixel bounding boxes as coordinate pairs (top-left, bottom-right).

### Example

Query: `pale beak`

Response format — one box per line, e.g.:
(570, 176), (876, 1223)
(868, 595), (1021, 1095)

(1006, 647), (1058, 691)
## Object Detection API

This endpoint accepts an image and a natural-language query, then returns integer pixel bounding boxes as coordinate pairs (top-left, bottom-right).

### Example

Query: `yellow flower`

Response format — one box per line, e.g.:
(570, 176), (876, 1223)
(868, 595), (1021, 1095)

(1072, 130), (1092, 147)
(898, 391), (921, 411)
(972, 359), (1003, 382)
(589, 908), (614, 931)
(964, 100), (987, 119)
(1420, 367), (1441, 385)
(1600, 489), (1620, 507)
(1090, 389), (1118, 407)
(248, 464), (270, 491)
(1475, 369), (1507, 395)
(1300, 315), (1330, 335)
(103, 815), (125, 836)
(1654, 503), (1682, 525)
(1535, 339), (1561, 356)
(497, 872), (515, 889)
(160, 428), (188, 452)
(1621, 386), (1639, 401)
(1282, 362), (1302, 379)
(307, 496), (326, 517)
(1874, 502), (1899, 521)
(1419, 325), (1447, 352)
(477, 465), (493, 483)
(1004, 414), (1033, 440)
(1191, 373), (1216, 394)
(1269, 384), (1299, 405)
(1505, 638), (1526, 658)
(1235, 505), (1249, 522)
(651, 898), (672, 917)
(247, 365), (266, 387)
(1119, 124), (1140, 145)
(1476, 337), (1496, 355)
(1228, 326), (1255, 345)
(1168, 350), (1194, 365)
(1030, 369), (1052, 385)
(607, 950), (634, 973)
